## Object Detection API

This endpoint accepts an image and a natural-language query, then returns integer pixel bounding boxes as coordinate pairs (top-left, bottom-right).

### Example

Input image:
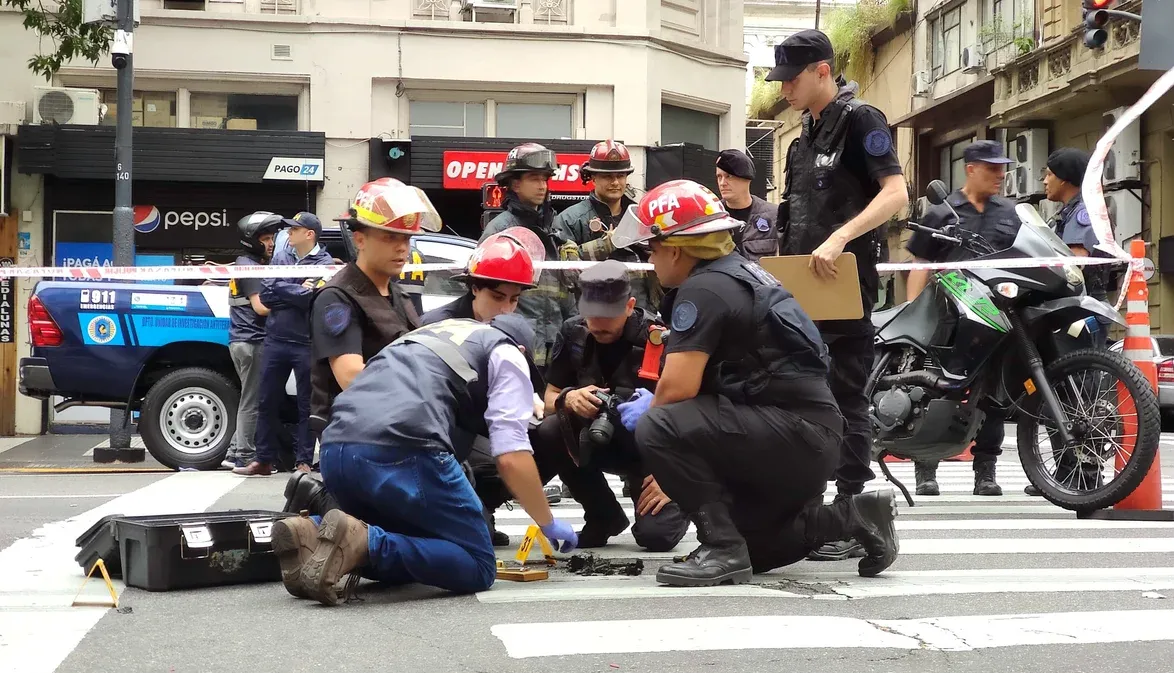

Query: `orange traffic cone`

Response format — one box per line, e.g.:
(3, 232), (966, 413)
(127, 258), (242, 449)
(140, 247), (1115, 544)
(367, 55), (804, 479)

(1082, 240), (1171, 521)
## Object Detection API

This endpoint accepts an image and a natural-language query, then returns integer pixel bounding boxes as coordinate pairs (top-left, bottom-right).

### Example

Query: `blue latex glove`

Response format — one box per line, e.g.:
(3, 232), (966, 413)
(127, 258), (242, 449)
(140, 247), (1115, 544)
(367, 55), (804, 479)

(618, 388), (654, 432)
(539, 519), (578, 553)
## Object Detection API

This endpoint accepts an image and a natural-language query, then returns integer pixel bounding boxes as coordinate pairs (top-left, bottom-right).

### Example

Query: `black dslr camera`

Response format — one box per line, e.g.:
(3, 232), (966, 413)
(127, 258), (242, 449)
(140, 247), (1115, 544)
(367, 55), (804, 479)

(585, 390), (623, 447)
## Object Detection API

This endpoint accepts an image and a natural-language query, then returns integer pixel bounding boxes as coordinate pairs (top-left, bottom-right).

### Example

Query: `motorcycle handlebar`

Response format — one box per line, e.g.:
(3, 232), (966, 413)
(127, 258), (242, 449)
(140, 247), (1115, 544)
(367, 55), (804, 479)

(902, 220), (962, 245)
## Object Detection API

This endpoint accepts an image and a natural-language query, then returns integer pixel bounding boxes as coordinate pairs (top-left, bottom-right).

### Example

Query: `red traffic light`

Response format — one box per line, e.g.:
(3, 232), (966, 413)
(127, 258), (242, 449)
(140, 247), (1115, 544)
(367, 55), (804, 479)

(1084, 0), (1114, 8)
(481, 182), (505, 210)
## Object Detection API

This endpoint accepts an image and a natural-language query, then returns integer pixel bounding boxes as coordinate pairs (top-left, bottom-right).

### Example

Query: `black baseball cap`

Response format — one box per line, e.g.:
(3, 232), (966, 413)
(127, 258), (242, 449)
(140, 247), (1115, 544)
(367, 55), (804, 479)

(716, 149), (755, 181)
(578, 259), (632, 318)
(963, 140), (1014, 165)
(766, 29), (835, 82)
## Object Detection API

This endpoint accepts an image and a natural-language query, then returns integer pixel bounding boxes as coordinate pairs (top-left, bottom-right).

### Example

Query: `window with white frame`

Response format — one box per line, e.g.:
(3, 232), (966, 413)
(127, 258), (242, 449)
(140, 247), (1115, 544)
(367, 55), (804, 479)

(939, 136), (976, 192)
(931, 6), (963, 78)
(407, 95), (576, 139)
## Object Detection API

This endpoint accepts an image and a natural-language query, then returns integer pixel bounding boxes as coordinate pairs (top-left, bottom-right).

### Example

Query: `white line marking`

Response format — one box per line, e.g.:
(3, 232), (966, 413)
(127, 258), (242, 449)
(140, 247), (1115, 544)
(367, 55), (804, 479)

(491, 610), (1174, 657)
(0, 437), (34, 456)
(0, 472), (244, 673)
(479, 568), (1174, 604)
(507, 505), (1075, 518)
(896, 537), (1174, 554)
(0, 494), (124, 500)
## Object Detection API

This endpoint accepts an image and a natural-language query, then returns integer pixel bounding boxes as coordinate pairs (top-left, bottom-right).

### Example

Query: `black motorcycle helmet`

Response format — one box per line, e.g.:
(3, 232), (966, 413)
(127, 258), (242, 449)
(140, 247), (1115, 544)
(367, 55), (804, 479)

(237, 211), (286, 260)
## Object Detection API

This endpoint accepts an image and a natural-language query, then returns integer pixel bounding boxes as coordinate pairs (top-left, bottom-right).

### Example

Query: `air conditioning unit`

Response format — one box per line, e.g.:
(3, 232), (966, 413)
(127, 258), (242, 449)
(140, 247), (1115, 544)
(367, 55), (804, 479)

(462, 0), (516, 22)
(1102, 106), (1141, 184)
(33, 86), (101, 125)
(1001, 170), (1018, 199)
(1011, 128), (1048, 198)
(1106, 190), (1142, 242)
(1036, 198), (1061, 223)
(911, 70), (932, 96)
(961, 45), (986, 73)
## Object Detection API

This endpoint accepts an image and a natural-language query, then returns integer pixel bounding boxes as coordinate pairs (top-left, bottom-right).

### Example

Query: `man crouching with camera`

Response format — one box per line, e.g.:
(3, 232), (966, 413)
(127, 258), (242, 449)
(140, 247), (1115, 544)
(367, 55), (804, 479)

(531, 260), (690, 551)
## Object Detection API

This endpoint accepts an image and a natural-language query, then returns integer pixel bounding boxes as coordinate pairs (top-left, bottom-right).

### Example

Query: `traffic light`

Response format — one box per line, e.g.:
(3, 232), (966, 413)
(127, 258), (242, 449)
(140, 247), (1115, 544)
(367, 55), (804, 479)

(481, 182), (506, 210)
(1082, 0), (1114, 49)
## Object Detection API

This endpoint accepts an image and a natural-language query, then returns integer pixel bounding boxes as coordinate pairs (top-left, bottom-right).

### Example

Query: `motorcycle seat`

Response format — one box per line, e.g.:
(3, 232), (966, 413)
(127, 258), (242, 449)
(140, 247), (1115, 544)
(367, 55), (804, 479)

(872, 302), (908, 332)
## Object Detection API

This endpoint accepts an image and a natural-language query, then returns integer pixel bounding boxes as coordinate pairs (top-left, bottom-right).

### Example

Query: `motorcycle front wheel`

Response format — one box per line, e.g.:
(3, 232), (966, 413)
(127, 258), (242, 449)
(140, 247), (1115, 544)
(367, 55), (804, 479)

(1016, 347), (1161, 512)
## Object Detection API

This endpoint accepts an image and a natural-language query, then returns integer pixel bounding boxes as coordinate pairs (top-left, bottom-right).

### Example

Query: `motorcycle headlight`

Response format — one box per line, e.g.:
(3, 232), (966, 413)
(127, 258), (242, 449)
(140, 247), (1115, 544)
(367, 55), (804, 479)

(1065, 265), (1084, 286)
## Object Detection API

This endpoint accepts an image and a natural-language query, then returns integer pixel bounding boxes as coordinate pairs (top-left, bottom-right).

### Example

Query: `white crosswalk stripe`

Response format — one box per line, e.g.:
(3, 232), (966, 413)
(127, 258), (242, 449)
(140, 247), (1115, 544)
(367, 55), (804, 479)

(486, 454), (1174, 658)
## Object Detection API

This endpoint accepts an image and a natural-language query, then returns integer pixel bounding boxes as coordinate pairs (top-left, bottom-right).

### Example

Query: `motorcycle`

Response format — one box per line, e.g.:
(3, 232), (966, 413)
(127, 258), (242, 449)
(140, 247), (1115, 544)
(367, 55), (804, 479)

(869, 180), (1160, 513)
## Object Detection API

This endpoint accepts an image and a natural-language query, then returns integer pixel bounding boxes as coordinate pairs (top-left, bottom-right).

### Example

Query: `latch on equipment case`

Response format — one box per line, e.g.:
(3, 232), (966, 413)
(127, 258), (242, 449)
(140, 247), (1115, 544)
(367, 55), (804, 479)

(180, 524), (214, 559)
(248, 520), (274, 554)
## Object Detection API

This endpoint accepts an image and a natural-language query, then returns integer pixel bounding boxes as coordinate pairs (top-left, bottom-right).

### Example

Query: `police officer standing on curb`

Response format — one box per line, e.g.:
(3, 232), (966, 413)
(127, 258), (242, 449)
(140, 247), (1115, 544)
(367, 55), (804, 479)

(715, 149), (779, 261)
(223, 211), (284, 470)
(532, 259), (690, 551)
(767, 29), (909, 562)
(480, 143), (578, 371)
(554, 140), (662, 315)
(279, 179), (440, 517)
(905, 140), (1020, 498)
(236, 212), (334, 477)
(606, 179), (899, 587)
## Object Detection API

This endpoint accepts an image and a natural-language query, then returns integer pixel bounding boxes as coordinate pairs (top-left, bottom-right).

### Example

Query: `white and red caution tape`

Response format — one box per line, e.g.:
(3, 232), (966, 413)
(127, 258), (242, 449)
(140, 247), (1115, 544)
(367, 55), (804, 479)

(0, 255), (1131, 281)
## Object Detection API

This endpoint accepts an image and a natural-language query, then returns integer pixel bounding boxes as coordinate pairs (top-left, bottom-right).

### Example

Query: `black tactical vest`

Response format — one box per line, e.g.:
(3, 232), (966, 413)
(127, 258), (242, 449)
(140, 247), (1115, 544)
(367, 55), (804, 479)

(320, 318), (517, 461)
(557, 309), (662, 392)
(782, 85), (881, 300)
(673, 254), (840, 418)
(309, 263), (421, 430)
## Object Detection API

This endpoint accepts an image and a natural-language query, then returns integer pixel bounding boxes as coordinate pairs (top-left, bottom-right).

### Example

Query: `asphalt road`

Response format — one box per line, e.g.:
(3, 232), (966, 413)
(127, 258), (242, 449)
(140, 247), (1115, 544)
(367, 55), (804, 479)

(3, 433), (1174, 673)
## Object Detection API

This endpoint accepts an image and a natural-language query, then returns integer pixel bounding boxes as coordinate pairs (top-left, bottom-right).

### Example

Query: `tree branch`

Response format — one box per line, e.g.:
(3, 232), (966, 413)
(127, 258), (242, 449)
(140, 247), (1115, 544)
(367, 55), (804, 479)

(5, 0), (113, 80)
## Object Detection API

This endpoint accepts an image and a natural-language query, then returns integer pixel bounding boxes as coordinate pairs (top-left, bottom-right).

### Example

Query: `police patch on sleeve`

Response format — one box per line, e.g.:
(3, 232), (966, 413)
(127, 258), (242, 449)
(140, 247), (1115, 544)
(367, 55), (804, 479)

(323, 303), (352, 337)
(1076, 206), (1091, 227)
(671, 301), (698, 332)
(755, 217), (771, 232)
(864, 129), (892, 157)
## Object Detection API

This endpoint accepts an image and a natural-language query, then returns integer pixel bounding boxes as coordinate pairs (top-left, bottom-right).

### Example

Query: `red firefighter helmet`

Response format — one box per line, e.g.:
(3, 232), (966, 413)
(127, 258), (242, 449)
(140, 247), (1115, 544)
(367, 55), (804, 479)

(611, 179), (741, 249)
(582, 140), (634, 183)
(336, 178), (443, 233)
(458, 226), (545, 288)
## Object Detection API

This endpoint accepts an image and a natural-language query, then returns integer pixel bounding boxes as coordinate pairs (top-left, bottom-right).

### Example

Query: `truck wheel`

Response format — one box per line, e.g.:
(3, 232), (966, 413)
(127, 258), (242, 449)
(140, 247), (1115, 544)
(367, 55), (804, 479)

(140, 367), (239, 471)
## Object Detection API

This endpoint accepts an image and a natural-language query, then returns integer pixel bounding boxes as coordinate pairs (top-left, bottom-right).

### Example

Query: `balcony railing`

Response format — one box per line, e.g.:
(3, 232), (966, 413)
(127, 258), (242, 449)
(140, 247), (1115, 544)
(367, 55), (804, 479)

(990, 18), (1141, 120)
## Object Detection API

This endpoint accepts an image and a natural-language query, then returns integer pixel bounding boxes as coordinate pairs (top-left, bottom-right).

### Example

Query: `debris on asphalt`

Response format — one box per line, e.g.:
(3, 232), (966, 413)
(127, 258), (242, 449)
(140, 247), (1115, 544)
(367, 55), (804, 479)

(1142, 591), (1167, 599)
(566, 553), (643, 576)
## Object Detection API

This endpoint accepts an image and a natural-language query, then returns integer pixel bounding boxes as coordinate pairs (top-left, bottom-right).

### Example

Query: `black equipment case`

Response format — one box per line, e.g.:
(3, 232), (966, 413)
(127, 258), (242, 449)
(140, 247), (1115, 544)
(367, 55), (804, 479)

(74, 510), (287, 592)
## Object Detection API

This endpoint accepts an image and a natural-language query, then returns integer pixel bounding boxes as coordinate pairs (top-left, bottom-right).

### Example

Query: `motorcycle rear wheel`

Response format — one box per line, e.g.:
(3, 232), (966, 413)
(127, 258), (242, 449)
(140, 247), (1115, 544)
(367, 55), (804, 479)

(1016, 347), (1160, 512)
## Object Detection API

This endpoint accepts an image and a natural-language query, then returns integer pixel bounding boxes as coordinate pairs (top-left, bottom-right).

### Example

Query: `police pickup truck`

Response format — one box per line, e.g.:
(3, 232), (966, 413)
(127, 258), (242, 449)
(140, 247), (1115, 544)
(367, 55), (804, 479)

(18, 229), (476, 470)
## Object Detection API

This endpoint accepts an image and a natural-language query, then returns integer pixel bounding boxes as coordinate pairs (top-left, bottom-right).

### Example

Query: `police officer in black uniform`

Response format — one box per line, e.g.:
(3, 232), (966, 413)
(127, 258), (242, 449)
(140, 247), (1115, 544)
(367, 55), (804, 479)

(767, 29), (909, 562)
(609, 179), (899, 587)
(714, 149), (779, 261)
(905, 140), (1021, 498)
(532, 259), (690, 551)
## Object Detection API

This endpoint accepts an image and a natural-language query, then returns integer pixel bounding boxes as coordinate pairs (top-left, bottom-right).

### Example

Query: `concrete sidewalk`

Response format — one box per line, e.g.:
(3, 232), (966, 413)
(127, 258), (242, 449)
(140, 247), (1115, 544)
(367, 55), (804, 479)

(0, 435), (171, 473)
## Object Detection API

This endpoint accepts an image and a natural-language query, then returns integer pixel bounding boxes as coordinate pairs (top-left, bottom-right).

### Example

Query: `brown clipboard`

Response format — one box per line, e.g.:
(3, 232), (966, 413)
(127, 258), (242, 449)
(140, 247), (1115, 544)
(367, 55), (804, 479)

(758, 253), (864, 321)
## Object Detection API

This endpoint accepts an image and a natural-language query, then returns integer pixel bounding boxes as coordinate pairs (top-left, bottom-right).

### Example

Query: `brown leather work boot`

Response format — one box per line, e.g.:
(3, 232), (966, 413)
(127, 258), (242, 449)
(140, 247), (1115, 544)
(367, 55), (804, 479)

(300, 509), (369, 606)
(270, 513), (319, 599)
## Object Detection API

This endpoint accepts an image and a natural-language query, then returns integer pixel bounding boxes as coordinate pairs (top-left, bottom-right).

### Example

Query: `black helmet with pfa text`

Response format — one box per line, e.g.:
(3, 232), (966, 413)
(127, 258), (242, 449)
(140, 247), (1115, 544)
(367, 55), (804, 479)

(495, 143), (558, 186)
(237, 211), (286, 260)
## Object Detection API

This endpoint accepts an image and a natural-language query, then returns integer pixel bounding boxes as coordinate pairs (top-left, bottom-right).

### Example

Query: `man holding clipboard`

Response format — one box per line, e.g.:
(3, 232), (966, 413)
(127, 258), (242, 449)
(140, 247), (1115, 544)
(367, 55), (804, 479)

(768, 29), (909, 563)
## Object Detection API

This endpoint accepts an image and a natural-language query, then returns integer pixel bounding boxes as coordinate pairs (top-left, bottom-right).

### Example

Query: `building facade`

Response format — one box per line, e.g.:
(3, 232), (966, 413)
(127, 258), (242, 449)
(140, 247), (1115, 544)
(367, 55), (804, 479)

(0, 0), (749, 434)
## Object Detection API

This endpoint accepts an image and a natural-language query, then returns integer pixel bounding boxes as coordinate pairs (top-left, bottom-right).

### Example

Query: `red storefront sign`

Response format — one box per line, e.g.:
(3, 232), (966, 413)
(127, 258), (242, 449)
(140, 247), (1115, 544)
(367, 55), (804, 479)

(442, 151), (593, 192)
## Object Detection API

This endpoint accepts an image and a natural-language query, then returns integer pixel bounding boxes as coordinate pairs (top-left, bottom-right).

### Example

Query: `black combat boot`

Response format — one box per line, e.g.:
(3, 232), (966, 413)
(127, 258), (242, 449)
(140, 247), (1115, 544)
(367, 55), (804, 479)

(914, 461), (940, 496)
(655, 502), (752, 587)
(973, 456), (1002, 496)
(282, 472), (341, 517)
(483, 509), (510, 547)
(806, 495), (865, 561)
(804, 490), (900, 577)
(576, 508), (631, 548)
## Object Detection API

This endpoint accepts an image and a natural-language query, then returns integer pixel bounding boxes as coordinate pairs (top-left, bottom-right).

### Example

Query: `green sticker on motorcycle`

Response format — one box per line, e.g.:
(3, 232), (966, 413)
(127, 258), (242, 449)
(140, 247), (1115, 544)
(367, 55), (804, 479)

(936, 271), (1010, 333)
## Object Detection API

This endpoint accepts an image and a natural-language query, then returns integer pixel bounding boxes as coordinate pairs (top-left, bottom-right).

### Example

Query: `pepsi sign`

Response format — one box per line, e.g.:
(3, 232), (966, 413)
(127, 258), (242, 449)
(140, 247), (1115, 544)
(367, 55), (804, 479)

(263, 157), (325, 182)
(133, 205), (229, 234)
